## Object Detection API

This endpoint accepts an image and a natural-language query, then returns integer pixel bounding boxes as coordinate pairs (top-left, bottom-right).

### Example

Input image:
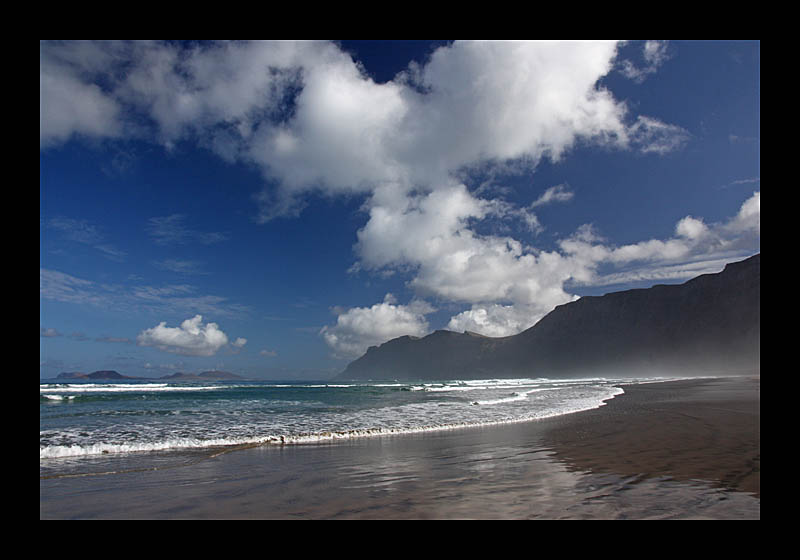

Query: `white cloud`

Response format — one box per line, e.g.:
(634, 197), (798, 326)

(320, 295), (433, 359)
(531, 184), (574, 208)
(41, 41), (757, 349)
(675, 216), (708, 240)
(626, 116), (690, 154)
(389, 41), (627, 173)
(413, 189), (759, 338)
(727, 191), (760, 235)
(137, 315), (243, 356)
(447, 301), (576, 338)
(559, 191), (761, 287)
(40, 40), (688, 210)
(355, 183), (585, 310)
(39, 43), (123, 146)
(618, 40), (671, 84)
(644, 40), (670, 67)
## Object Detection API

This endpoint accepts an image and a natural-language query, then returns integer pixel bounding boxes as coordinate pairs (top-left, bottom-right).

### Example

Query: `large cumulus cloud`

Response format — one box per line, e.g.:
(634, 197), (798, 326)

(41, 40), (757, 357)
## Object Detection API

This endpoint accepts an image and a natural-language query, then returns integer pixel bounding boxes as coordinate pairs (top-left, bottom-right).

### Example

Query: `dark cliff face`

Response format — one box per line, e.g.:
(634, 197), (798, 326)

(346, 331), (513, 380)
(338, 254), (760, 380)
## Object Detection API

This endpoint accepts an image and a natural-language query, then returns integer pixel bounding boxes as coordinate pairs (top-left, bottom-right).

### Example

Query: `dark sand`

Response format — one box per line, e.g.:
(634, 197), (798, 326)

(542, 376), (760, 498)
(40, 376), (759, 519)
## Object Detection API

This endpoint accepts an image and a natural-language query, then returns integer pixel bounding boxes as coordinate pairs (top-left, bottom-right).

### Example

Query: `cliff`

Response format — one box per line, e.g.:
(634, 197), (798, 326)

(338, 254), (760, 380)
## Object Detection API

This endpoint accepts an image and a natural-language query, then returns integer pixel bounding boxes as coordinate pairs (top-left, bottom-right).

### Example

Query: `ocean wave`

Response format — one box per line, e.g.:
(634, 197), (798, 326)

(40, 385), (625, 460)
(45, 377), (711, 463)
(471, 387), (558, 406)
(41, 394), (76, 401)
(39, 383), (223, 394)
(40, 436), (271, 459)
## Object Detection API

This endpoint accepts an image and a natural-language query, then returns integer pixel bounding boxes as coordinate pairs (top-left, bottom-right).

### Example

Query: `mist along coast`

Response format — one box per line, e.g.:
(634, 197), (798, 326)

(39, 375), (759, 520)
(40, 256), (759, 519)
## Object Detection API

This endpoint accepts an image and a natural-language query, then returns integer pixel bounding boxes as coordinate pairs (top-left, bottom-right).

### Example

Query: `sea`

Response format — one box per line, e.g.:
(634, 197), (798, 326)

(41, 375), (764, 519)
(41, 375), (680, 477)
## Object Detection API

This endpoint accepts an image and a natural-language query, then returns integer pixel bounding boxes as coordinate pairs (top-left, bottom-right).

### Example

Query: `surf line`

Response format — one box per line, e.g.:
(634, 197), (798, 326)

(39, 442), (265, 480)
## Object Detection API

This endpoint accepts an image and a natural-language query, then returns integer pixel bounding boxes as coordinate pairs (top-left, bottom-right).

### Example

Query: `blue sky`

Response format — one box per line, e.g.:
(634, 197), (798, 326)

(40, 40), (760, 379)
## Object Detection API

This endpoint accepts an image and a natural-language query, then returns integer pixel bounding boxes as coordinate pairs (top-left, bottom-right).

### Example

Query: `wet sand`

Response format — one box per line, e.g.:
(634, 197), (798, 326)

(542, 375), (760, 498)
(40, 376), (760, 519)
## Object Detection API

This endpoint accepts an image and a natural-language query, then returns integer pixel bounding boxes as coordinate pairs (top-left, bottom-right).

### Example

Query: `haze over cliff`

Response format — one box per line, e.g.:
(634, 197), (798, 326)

(338, 254), (760, 380)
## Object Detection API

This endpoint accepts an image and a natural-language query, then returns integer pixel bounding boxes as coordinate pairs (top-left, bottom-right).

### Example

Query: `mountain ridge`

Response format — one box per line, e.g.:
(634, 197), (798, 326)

(338, 254), (760, 380)
(52, 370), (250, 382)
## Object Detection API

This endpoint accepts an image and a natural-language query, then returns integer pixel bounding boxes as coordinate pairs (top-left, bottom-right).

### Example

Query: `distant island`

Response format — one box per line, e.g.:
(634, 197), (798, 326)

(52, 370), (250, 382)
(338, 253), (760, 381)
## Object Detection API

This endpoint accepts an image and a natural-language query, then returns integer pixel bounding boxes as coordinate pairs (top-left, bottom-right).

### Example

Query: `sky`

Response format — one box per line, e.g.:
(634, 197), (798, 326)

(39, 40), (760, 380)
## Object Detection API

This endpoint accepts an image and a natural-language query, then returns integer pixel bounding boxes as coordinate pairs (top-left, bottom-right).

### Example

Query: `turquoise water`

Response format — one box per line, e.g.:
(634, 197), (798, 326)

(40, 376), (679, 466)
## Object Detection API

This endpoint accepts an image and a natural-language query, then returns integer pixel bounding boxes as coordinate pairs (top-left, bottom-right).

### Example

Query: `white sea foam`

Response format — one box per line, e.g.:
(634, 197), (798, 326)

(261, 385), (626, 445)
(41, 394), (75, 401)
(268, 384), (355, 388)
(40, 382), (627, 459)
(472, 387), (557, 405)
(410, 378), (542, 392)
(39, 383), (223, 393)
(40, 436), (271, 459)
(413, 385), (483, 392)
(43, 376), (710, 463)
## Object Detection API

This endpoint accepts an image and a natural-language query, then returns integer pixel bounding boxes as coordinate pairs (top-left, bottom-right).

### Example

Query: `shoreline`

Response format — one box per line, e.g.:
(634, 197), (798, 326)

(40, 375), (760, 519)
(540, 375), (760, 498)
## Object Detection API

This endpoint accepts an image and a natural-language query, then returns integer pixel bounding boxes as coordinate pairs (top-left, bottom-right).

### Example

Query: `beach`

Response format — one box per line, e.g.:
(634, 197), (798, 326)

(542, 375), (760, 499)
(39, 375), (759, 519)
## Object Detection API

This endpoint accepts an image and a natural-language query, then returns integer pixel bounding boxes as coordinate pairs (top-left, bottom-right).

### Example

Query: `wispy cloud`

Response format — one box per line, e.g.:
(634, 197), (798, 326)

(530, 184), (574, 208)
(618, 40), (671, 83)
(40, 268), (248, 318)
(39, 269), (104, 306)
(67, 332), (90, 341)
(730, 177), (760, 185)
(146, 214), (228, 246)
(46, 217), (126, 261)
(627, 116), (691, 155)
(729, 134), (760, 145)
(580, 258), (739, 287)
(96, 336), (133, 344)
(719, 176), (760, 190)
(559, 191), (760, 288)
(41, 326), (133, 344)
(152, 258), (209, 275)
